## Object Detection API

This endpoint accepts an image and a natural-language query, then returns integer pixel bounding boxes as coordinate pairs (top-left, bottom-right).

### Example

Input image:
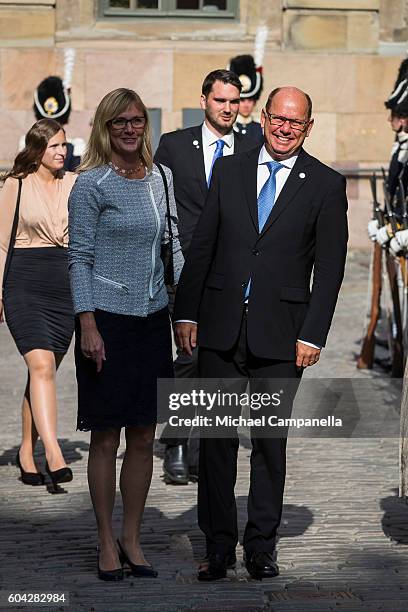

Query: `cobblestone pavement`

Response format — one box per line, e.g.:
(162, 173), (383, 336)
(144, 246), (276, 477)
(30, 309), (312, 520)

(1, 249), (408, 612)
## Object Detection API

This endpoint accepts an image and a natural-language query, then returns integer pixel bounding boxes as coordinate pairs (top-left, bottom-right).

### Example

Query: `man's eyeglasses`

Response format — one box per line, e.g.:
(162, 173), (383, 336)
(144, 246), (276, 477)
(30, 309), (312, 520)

(263, 110), (309, 132)
(110, 116), (146, 131)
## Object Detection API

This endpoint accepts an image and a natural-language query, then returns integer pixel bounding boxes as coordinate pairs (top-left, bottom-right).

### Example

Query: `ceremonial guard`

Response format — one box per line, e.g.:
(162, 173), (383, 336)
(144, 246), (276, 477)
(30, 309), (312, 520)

(384, 59), (408, 209)
(20, 49), (85, 172)
(360, 59), (408, 375)
(372, 60), (408, 249)
(228, 26), (268, 144)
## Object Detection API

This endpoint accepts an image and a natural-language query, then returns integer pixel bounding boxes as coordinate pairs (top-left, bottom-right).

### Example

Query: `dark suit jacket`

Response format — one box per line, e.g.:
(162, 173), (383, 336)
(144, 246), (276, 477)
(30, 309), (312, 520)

(173, 146), (348, 361)
(64, 142), (80, 172)
(234, 120), (264, 145)
(154, 125), (254, 254)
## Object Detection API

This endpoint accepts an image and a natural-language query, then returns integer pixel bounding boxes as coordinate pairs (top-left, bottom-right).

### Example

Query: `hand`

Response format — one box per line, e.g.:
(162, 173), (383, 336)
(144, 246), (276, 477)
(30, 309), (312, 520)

(80, 321), (106, 373)
(0, 300), (3, 324)
(367, 219), (379, 241)
(394, 228), (408, 250)
(376, 225), (391, 247)
(296, 341), (321, 369)
(390, 236), (402, 257)
(174, 322), (197, 356)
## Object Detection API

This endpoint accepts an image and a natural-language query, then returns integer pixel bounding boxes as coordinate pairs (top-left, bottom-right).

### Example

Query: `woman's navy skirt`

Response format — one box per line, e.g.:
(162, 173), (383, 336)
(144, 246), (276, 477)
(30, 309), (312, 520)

(75, 307), (174, 431)
(3, 247), (74, 355)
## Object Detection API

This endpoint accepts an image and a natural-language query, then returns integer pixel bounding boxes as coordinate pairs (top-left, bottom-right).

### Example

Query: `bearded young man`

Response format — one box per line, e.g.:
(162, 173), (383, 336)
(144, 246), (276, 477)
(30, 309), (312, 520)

(155, 70), (256, 485)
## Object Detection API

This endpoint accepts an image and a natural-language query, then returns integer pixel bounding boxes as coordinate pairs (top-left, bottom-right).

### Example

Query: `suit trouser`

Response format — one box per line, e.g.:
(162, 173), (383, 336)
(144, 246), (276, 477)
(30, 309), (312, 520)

(160, 348), (200, 466)
(198, 310), (302, 556)
(159, 287), (199, 466)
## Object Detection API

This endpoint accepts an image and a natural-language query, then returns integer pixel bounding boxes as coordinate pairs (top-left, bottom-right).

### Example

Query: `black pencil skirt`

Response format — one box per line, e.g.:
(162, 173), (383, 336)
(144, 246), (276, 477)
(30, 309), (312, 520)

(3, 247), (74, 355)
(75, 307), (174, 432)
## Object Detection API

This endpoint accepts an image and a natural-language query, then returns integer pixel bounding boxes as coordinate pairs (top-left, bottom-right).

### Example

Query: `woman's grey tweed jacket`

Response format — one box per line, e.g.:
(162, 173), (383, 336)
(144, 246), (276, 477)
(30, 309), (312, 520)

(68, 164), (184, 317)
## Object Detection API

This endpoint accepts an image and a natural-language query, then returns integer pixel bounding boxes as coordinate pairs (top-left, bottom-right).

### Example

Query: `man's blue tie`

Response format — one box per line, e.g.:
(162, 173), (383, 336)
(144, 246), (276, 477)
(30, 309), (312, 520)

(257, 160), (284, 231)
(207, 139), (225, 187)
(245, 160), (283, 300)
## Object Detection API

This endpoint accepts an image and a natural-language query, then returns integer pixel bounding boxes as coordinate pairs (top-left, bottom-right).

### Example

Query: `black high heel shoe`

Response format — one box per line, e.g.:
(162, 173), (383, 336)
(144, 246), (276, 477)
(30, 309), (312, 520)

(117, 539), (158, 578)
(45, 461), (73, 486)
(16, 450), (44, 486)
(97, 547), (124, 582)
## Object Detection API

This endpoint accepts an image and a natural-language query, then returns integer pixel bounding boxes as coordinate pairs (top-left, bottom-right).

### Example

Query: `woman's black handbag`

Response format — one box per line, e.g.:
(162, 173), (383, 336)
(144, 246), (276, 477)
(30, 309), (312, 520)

(156, 163), (175, 286)
(2, 178), (22, 293)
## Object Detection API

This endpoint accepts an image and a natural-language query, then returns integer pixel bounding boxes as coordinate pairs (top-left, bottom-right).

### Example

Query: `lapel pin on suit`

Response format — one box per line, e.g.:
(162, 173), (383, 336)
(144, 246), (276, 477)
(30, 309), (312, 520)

(299, 172), (306, 179)
(193, 140), (200, 149)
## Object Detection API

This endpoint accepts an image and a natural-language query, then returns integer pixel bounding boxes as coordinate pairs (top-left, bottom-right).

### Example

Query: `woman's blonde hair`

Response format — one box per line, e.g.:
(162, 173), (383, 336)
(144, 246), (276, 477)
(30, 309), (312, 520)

(78, 88), (153, 173)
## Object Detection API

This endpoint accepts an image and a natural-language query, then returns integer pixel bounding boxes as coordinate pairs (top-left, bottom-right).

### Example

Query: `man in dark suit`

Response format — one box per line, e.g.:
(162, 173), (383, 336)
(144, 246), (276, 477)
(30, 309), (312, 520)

(173, 87), (348, 580)
(154, 69), (255, 485)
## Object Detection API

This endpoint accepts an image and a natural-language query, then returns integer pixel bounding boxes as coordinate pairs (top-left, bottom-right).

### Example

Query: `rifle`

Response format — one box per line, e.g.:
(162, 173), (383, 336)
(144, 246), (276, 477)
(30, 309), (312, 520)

(357, 173), (383, 369)
(373, 172), (384, 226)
(382, 167), (399, 235)
(382, 168), (405, 376)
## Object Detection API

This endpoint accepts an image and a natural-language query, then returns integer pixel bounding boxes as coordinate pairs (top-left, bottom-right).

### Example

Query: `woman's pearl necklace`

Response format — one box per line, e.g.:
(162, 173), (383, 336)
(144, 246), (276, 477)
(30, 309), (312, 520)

(109, 160), (143, 175)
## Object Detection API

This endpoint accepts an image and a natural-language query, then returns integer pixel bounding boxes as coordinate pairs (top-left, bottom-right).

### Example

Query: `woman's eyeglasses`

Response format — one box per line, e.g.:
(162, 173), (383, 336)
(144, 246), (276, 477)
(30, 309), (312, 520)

(110, 116), (146, 131)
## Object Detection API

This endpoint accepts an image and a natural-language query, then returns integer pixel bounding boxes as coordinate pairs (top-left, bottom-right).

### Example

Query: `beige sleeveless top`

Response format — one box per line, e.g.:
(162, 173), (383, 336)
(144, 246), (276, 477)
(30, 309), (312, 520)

(0, 171), (77, 299)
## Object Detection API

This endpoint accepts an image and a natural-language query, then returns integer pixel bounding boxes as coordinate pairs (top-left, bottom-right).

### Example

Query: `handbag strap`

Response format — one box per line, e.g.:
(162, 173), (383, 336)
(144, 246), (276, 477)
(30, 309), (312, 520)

(3, 178), (22, 290)
(155, 162), (173, 241)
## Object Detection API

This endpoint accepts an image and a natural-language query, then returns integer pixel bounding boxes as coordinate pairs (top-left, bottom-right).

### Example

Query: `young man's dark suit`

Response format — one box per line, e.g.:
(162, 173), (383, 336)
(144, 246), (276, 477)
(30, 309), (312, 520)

(173, 144), (348, 560)
(155, 124), (252, 255)
(154, 125), (254, 466)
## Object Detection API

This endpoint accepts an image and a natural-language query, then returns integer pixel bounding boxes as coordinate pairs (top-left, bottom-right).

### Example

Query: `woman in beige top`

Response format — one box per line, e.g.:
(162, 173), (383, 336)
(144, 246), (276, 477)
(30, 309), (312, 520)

(0, 118), (77, 488)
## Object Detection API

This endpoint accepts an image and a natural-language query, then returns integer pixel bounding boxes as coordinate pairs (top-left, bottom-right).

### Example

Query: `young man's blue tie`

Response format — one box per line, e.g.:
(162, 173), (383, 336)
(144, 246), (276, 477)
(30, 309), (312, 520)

(207, 139), (225, 187)
(245, 160), (284, 299)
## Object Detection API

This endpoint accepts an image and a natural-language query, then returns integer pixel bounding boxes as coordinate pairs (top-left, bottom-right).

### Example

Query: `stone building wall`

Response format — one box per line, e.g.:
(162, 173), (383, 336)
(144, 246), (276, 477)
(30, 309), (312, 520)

(0, 0), (404, 169)
(380, 0), (408, 41)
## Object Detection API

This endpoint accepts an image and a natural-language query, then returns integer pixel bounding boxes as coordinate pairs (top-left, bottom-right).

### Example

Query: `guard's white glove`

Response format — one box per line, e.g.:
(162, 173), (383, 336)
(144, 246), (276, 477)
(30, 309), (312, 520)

(376, 225), (391, 246)
(394, 228), (408, 250)
(390, 237), (402, 257)
(368, 219), (379, 241)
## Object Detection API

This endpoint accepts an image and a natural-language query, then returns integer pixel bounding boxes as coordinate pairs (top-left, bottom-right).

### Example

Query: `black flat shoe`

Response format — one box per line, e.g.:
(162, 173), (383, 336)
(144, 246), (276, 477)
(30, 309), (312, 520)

(45, 461), (73, 485)
(117, 539), (158, 578)
(197, 551), (236, 582)
(97, 547), (124, 582)
(16, 450), (44, 486)
(244, 551), (279, 580)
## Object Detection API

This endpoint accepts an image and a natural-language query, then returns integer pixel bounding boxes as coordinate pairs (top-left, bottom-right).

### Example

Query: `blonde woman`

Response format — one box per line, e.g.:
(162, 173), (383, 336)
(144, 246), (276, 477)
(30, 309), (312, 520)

(0, 118), (76, 488)
(68, 89), (183, 581)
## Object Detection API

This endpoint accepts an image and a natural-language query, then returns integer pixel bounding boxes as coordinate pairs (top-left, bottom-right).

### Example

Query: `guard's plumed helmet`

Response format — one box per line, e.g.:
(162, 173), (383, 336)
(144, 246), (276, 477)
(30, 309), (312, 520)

(33, 76), (71, 125)
(385, 58), (408, 111)
(228, 55), (263, 101)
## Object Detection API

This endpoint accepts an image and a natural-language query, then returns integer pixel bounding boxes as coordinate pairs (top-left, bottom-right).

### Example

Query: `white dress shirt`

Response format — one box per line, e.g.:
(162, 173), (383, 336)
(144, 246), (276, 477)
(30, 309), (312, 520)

(174, 122), (233, 325)
(257, 145), (298, 198)
(202, 122), (235, 182)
